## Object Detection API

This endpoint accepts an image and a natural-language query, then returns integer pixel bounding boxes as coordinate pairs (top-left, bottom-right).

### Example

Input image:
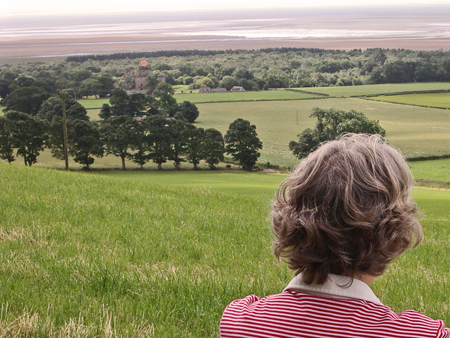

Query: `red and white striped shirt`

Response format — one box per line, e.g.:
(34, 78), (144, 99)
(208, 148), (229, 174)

(220, 274), (450, 338)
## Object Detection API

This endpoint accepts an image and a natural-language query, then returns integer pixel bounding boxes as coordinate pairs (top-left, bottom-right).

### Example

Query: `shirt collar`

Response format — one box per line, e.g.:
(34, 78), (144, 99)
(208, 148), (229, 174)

(284, 273), (382, 304)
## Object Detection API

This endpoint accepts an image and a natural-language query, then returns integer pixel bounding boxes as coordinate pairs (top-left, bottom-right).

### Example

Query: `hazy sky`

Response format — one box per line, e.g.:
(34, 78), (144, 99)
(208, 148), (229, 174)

(2, 0), (448, 16)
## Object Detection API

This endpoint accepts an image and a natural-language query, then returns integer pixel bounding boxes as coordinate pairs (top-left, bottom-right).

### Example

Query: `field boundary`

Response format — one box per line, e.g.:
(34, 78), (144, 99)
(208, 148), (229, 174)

(415, 178), (450, 190)
(407, 154), (450, 162)
(193, 97), (330, 104)
(361, 89), (450, 98)
(361, 97), (450, 110)
(285, 88), (330, 97)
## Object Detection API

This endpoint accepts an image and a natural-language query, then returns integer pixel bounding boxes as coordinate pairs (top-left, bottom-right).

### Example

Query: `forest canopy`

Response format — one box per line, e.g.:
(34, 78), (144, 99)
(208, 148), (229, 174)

(2, 48), (450, 101)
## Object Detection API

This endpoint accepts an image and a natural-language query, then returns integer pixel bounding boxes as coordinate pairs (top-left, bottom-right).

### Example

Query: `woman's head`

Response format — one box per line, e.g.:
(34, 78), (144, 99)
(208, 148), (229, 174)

(272, 133), (422, 285)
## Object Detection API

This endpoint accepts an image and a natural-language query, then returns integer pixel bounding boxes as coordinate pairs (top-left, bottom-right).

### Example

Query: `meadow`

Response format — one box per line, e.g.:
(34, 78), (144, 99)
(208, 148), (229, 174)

(367, 92), (450, 109)
(291, 82), (450, 97)
(173, 90), (320, 103)
(1, 164), (450, 337)
(78, 98), (109, 109)
(195, 98), (450, 167)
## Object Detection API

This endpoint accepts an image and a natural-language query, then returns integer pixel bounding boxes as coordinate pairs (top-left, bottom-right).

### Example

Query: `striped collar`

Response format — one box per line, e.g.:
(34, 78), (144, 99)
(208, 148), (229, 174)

(284, 273), (382, 304)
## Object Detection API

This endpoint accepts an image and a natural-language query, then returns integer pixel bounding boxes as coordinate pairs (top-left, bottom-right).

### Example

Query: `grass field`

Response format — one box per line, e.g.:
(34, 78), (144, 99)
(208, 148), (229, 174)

(292, 83), (450, 97)
(410, 158), (450, 189)
(75, 90), (321, 110)
(195, 98), (450, 167)
(367, 92), (450, 109)
(173, 89), (321, 103)
(1, 164), (450, 337)
(77, 98), (109, 109)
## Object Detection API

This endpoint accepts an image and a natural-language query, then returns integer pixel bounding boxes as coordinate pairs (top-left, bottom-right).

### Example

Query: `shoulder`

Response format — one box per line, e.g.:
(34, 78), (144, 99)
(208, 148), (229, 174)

(220, 291), (450, 338)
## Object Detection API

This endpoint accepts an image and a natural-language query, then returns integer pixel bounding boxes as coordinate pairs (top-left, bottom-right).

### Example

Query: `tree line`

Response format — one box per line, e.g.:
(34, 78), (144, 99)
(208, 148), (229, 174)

(0, 87), (263, 170)
(2, 48), (450, 105)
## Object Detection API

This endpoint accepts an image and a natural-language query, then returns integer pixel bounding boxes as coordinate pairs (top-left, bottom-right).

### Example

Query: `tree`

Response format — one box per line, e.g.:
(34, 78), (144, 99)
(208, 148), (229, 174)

(263, 69), (290, 88)
(99, 103), (112, 120)
(147, 115), (173, 170)
(5, 111), (48, 166)
(0, 78), (14, 99)
(108, 89), (149, 117)
(168, 119), (188, 169)
(145, 74), (160, 94)
(100, 115), (135, 170)
(220, 76), (238, 91)
(224, 118), (262, 171)
(289, 107), (386, 159)
(78, 78), (102, 98)
(47, 116), (68, 161)
(203, 128), (225, 170)
(178, 101), (199, 123)
(184, 124), (205, 170)
(153, 82), (178, 117)
(96, 74), (115, 97)
(4, 86), (50, 116)
(0, 116), (15, 163)
(128, 118), (149, 169)
(68, 120), (104, 169)
(38, 95), (89, 123)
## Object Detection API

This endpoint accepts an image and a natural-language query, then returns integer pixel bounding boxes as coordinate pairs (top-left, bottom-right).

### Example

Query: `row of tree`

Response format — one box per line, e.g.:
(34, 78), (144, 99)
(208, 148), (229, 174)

(0, 109), (263, 170)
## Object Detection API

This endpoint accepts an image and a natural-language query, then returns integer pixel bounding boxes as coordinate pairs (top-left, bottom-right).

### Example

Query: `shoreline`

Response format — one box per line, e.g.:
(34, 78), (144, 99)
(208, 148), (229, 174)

(1, 34), (450, 61)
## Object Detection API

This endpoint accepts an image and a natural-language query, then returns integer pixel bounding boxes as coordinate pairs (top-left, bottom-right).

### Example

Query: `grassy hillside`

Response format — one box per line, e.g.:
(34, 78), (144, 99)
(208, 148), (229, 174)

(0, 164), (290, 337)
(1, 164), (450, 336)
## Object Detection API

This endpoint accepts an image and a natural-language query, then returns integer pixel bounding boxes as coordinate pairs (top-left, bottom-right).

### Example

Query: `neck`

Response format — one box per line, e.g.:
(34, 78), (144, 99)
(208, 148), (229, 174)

(356, 275), (376, 286)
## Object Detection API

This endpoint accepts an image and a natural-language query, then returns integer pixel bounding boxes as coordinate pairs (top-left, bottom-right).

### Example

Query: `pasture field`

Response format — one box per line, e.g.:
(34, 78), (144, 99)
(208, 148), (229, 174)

(1, 164), (450, 337)
(86, 108), (101, 120)
(410, 158), (450, 188)
(173, 89), (320, 103)
(196, 98), (450, 167)
(367, 92), (450, 109)
(292, 82), (450, 97)
(77, 98), (109, 109)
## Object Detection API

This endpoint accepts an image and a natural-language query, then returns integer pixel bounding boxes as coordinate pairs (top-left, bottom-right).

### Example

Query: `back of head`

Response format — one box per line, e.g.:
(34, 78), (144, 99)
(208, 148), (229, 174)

(272, 133), (422, 285)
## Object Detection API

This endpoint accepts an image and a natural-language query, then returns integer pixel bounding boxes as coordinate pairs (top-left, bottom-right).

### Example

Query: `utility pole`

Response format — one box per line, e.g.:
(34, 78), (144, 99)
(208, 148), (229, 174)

(57, 89), (69, 170)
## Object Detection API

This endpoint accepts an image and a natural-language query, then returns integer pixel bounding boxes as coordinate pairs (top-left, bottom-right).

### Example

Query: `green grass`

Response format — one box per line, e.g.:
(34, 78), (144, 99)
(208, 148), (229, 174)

(86, 108), (101, 120)
(1, 164), (450, 336)
(410, 158), (450, 183)
(367, 92), (450, 109)
(98, 170), (287, 198)
(292, 83), (450, 97)
(172, 85), (190, 94)
(174, 89), (320, 103)
(77, 98), (109, 109)
(0, 164), (291, 337)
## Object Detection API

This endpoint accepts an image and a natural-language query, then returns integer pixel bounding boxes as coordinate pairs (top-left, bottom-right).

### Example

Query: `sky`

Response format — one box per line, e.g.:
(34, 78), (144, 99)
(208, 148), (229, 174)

(2, 0), (449, 16)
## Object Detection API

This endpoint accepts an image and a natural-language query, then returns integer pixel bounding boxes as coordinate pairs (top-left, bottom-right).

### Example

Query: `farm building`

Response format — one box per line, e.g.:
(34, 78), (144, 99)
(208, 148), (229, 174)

(230, 86), (245, 92)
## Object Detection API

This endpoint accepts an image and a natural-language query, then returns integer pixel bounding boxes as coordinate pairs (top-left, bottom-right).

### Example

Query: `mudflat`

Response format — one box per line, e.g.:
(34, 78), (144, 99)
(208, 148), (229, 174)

(1, 6), (449, 60)
(2, 34), (449, 60)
